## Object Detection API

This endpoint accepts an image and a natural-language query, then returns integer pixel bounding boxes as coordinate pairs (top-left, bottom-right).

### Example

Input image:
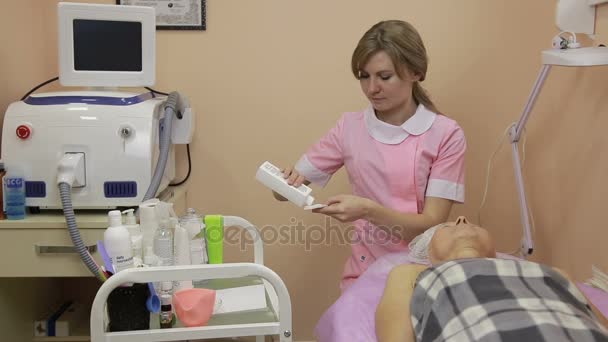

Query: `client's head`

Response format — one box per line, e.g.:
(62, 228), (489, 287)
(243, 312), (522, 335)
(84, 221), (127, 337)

(428, 216), (496, 265)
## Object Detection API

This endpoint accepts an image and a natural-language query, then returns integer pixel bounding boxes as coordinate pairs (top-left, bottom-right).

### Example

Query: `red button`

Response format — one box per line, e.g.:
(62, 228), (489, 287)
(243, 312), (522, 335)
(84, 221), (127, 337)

(16, 125), (31, 139)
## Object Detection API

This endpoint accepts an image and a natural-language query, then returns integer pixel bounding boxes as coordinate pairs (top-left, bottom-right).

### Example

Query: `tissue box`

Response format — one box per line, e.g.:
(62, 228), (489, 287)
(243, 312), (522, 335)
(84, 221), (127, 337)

(213, 285), (267, 314)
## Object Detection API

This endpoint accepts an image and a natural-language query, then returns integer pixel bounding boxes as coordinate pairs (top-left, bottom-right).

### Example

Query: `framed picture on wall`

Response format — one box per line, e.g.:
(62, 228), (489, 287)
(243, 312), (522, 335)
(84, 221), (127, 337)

(117, 0), (206, 30)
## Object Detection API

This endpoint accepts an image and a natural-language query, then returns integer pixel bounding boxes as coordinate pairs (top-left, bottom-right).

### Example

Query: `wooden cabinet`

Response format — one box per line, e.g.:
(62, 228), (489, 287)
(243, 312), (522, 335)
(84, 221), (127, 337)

(0, 186), (187, 341)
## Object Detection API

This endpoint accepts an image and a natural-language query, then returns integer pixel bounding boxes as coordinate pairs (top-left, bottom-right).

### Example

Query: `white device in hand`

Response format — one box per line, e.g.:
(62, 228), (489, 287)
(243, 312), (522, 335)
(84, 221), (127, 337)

(256, 161), (325, 209)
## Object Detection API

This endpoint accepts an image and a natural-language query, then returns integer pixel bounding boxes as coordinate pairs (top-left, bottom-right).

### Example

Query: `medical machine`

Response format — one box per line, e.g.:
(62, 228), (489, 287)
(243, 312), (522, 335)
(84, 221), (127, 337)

(1, 2), (194, 281)
(2, 91), (179, 209)
(2, 2), (193, 210)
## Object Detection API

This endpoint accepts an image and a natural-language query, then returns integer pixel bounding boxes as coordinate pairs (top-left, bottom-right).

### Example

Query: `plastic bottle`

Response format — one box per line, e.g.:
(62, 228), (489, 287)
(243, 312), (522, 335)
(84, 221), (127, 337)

(104, 210), (134, 273)
(180, 208), (208, 265)
(140, 199), (160, 264)
(143, 245), (160, 292)
(143, 246), (158, 267)
(159, 281), (174, 329)
(122, 209), (143, 266)
(172, 217), (193, 291)
(153, 219), (174, 267)
(255, 161), (315, 207)
(0, 162), (6, 220)
(4, 171), (26, 220)
(204, 215), (223, 264)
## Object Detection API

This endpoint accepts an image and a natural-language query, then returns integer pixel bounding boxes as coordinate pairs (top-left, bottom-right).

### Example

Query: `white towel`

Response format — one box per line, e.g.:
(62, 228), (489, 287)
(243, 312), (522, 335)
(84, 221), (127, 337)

(407, 223), (447, 265)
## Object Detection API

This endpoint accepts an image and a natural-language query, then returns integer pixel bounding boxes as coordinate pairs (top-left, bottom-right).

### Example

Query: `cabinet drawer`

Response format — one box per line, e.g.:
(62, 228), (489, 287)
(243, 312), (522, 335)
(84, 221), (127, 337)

(0, 228), (104, 277)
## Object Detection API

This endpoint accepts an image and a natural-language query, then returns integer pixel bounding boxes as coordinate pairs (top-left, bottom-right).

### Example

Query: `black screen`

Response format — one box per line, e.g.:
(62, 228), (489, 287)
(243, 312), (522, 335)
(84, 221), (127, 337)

(73, 19), (142, 72)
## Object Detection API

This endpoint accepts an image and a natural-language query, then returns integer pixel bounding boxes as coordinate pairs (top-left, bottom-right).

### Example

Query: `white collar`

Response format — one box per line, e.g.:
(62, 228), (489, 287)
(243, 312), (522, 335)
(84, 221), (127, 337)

(364, 104), (437, 144)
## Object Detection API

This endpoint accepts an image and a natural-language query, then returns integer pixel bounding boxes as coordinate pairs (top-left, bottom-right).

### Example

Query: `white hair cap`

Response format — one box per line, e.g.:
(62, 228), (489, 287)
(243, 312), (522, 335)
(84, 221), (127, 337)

(408, 223), (447, 265)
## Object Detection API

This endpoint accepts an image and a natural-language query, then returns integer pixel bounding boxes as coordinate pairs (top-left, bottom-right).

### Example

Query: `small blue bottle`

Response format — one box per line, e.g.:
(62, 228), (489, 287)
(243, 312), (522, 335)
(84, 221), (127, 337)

(4, 175), (25, 220)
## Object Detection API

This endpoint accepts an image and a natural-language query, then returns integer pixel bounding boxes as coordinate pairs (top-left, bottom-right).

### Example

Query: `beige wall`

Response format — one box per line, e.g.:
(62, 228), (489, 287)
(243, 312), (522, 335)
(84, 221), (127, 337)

(2, 0), (608, 340)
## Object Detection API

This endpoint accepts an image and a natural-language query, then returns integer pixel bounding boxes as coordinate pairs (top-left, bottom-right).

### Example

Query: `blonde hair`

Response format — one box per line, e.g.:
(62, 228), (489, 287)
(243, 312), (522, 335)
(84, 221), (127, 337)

(351, 20), (439, 113)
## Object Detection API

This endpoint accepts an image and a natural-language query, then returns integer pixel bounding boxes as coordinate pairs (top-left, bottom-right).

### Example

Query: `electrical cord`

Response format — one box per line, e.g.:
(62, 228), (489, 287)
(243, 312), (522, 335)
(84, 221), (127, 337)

(145, 87), (169, 96)
(552, 31), (580, 49)
(477, 123), (513, 226)
(170, 143), (191, 186)
(477, 122), (536, 257)
(20, 76), (59, 100)
(22, 79), (170, 100)
(146, 87), (192, 186)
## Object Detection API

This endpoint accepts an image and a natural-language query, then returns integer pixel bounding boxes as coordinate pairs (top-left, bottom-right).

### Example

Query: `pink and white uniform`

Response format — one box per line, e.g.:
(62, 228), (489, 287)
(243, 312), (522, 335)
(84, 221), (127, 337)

(295, 104), (466, 291)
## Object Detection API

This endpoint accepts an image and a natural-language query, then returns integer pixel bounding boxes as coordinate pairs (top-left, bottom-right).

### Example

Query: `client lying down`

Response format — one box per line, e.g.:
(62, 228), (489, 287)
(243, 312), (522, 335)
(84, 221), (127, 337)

(376, 217), (608, 342)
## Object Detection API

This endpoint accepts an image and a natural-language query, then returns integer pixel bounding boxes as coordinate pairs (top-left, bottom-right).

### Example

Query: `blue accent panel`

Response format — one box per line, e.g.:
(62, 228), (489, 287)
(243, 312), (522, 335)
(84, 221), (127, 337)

(25, 181), (46, 198)
(24, 92), (155, 106)
(104, 181), (137, 198)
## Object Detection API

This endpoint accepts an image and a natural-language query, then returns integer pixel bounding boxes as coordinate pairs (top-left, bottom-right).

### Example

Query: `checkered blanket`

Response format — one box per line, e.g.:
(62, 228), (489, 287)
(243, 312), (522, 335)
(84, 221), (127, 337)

(411, 258), (608, 341)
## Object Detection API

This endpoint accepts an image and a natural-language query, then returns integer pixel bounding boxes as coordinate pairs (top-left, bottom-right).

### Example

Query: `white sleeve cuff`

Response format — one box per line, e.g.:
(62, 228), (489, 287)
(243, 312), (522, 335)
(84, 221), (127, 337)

(294, 155), (332, 188)
(425, 179), (465, 203)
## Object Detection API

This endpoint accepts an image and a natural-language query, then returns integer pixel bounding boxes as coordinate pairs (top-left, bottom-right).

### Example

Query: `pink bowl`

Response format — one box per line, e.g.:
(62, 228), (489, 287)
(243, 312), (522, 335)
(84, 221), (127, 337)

(173, 288), (216, 327)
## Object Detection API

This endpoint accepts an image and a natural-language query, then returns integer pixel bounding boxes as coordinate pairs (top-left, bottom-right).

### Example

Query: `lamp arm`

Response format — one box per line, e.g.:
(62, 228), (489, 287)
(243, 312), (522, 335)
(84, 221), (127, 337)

(511, 65), (552, 142)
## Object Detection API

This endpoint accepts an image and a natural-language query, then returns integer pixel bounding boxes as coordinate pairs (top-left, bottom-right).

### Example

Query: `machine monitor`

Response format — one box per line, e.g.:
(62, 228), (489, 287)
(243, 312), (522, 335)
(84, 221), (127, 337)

(58, 2), (155, 87)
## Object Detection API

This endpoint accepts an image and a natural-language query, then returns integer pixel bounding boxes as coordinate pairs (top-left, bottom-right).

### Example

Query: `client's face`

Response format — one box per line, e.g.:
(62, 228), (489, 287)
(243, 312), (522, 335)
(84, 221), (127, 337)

(428, 218), (496, 264)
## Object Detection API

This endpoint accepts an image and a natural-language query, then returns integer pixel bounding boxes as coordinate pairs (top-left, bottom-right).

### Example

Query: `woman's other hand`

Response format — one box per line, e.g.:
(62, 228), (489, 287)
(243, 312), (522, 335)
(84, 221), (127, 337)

(314, 194), (374, 222)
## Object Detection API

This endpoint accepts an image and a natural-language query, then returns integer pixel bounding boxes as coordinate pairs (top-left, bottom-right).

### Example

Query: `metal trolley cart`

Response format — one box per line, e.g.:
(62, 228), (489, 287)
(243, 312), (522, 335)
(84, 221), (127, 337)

(90, 216), (293, 342)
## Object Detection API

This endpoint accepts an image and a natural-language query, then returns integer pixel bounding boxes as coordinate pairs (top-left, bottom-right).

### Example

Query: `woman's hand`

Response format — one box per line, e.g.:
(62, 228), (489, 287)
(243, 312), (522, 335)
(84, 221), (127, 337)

(272, 165), (309, 201)
(314, 194), (375, 222)
(282, 165), (308, 187)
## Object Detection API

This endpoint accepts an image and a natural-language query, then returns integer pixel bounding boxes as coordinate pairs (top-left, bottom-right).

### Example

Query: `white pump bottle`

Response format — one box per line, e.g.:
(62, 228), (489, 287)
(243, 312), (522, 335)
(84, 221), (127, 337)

(104, 210), (134, 273)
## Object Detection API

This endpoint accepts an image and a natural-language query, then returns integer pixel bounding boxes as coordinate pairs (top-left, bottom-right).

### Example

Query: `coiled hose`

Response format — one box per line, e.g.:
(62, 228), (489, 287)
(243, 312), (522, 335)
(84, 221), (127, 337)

(143, 92), (179, 201)
(59, 182), (105, 281)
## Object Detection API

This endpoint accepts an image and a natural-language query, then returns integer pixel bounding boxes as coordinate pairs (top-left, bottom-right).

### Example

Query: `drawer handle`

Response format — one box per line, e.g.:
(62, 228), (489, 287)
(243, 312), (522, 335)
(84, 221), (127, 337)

(35, 244), (97, 254)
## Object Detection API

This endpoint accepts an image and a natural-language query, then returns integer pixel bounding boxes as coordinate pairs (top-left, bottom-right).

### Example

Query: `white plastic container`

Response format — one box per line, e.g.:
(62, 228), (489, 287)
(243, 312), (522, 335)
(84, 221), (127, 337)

(140, 199), (160, 265)
(122, 208), (143, 266)
(143, 246), (158, 267)
(143, 245), (160, 292)
(255, 161), (315, 207)
(180, 208), (208, 265)
(173, 219), (193, 291)
(104, 210), (134, 273)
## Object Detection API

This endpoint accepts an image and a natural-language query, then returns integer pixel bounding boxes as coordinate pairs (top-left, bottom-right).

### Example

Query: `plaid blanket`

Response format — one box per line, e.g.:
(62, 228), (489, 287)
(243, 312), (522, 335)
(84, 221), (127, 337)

(411, 258), (608, 341)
